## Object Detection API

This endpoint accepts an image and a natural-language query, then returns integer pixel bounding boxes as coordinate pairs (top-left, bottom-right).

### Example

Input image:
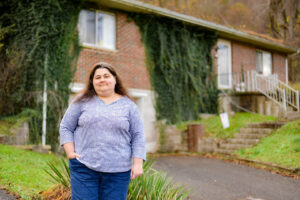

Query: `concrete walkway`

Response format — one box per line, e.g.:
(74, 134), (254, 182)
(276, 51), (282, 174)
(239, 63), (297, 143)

(153, 156), (300, 200)
(0, 189), (15, 200)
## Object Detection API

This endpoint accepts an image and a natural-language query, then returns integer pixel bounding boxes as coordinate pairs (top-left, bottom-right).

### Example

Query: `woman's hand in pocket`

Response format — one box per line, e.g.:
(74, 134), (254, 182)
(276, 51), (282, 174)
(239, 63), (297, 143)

(67, 152), (81, 159)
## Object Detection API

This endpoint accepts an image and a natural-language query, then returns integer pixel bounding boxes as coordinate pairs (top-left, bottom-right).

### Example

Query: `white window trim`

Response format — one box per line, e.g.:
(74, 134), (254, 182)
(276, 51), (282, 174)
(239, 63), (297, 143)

(217, 39), (232, 89)
(285, 58), (288, 84)
(79, 10), (116, 50)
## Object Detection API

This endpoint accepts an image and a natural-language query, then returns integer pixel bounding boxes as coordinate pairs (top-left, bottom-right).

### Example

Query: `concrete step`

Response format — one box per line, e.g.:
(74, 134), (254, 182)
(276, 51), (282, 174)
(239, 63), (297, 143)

(239, 127), (274, 134)
(219, 143), (253, 150)
(245, 122), (285, 129)
(235, 133), (269, 139)
(226, 138), (260, 145)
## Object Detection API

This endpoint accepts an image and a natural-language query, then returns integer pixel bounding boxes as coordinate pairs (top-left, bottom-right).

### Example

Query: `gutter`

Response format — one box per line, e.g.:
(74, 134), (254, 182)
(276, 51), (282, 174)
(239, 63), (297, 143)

(95, 0), (297, 54)
(288, 48), (300, 57)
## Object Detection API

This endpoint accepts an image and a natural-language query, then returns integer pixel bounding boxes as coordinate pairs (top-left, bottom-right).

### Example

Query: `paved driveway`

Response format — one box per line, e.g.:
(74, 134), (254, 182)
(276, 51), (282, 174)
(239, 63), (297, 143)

(153, 156), (300, 200)
(0, 189), (15, 200)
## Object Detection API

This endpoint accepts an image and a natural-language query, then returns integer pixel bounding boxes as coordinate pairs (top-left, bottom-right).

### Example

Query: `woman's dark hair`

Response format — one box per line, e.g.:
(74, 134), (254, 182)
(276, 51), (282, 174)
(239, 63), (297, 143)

(75, 62), (129, 102)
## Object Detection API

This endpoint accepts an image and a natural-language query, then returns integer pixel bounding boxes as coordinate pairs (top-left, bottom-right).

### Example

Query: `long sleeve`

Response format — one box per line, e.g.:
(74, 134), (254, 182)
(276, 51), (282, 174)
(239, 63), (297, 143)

(129, 105), (146, 161)
(59, 101), (82, 146)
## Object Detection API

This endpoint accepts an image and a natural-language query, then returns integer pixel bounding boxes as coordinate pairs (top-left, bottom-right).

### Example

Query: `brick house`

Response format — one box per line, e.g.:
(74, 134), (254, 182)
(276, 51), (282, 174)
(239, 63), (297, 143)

(71, 0), (299, 152)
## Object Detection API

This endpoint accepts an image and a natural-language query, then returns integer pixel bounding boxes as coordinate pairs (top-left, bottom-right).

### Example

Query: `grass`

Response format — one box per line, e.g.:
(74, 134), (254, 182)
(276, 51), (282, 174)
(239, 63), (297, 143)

(235, 119), (300, 169)
(0, 145), (190, 199)
(177, 112), (277, 138)
(0, 144), (60, 199)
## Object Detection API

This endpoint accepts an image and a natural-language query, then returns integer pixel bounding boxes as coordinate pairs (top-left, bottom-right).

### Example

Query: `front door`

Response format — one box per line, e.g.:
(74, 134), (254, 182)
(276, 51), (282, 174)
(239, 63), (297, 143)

(217, 40), (232, 89)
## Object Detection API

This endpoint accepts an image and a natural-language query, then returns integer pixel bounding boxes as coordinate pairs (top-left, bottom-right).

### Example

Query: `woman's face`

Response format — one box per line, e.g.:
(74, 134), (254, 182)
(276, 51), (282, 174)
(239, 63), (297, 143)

(93, 68), (116, 96)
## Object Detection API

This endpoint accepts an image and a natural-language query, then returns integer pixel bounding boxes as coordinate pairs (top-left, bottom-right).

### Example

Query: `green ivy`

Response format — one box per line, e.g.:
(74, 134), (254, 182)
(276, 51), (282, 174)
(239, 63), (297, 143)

(129, 14), (219, 123)
(0, 0), (83, 149)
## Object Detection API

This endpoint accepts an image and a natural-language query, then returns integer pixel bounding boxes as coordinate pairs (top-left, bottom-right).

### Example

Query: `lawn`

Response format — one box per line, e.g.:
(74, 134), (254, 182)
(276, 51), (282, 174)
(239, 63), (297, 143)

(178, 112), (300, 170)
(0, 145), (190, 199)
(235, 119), (300, 169)
(177, 112), (277, 138)
(0, 145), (61, 199)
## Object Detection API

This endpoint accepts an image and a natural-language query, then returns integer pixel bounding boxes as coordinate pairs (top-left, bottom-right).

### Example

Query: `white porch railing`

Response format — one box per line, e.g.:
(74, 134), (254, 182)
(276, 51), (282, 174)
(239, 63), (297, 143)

(231, 70), (257, 92)
(218, 70), (300, 112)
(255, 74), (287, 111)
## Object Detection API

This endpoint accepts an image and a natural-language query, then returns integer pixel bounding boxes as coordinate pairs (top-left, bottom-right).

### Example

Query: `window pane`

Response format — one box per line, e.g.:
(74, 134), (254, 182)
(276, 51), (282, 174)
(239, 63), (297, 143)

(256, 52), (263, 74)
(263, 52), (272, 76)
(78, 10), (95, 44)
(102, 13), (116, 49)
(96, 13), (103, 46)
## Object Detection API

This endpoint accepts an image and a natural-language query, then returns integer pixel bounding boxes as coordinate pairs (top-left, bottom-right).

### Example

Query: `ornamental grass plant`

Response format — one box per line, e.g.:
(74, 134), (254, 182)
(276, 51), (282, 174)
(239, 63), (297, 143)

(42, 158), (190, 200)
(127, 160), (190, 200)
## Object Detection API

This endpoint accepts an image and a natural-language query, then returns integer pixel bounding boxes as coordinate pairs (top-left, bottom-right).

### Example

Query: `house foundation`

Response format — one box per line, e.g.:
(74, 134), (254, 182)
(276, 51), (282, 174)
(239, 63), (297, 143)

(218, 93), (286, 118)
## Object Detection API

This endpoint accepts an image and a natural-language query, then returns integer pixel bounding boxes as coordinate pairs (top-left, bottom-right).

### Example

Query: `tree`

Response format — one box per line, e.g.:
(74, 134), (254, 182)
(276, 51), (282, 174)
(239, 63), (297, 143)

(268, 0), (300, 42)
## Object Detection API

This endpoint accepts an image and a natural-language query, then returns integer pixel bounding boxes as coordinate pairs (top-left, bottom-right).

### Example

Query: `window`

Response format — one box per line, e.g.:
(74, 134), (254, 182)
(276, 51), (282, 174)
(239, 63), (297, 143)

(256, 50), (272, 76)
(78, 10), (116, 50)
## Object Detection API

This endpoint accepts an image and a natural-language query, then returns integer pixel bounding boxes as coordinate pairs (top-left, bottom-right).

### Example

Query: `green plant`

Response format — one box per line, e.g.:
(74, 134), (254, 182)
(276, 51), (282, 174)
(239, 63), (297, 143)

(235, 119), (300, 168)
(42, 158), (71, 200)
(0, 0), (83, 149)
(43, 158), (190, 200)
(0, 108), (39, 135)
(44, 158), (70, 188)
(129, 14), (219, 124)
(128, 160), (190, 200)
(177, 112), (277, 138)
(0, 144), (55, 199)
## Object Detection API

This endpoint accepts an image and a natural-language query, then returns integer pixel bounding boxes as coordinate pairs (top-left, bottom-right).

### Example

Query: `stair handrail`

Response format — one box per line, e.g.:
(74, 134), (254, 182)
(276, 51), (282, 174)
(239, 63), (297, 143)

(255, 72), (287, 111)
(254, 71), (299, 112)
(276, 79), (299, 112)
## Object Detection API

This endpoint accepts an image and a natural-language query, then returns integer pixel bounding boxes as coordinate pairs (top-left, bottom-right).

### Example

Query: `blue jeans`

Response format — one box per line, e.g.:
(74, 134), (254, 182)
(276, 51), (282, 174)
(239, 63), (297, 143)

(69, 158), (131, 200)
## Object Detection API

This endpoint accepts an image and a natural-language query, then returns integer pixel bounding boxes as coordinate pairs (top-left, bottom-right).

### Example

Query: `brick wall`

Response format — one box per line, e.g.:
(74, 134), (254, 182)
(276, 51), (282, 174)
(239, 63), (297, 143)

(75, 9), (288, 90)
(231, 41), (287, 82)
(232, 42), (256, 74)
(75, 11), (151, 90)
(273, 52), (287, 82)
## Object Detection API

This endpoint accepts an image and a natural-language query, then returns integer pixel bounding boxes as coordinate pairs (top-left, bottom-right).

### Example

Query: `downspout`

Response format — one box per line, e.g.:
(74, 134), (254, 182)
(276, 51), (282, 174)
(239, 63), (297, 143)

(288, 48), (300, 112)
(287, 48), (300, 84)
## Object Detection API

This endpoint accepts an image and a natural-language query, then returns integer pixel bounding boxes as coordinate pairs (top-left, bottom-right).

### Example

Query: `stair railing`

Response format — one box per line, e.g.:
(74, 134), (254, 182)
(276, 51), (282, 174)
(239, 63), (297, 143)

(276, 78), (299, 112)
(255, 71), (299, 112)
(217, 70), (300, 112)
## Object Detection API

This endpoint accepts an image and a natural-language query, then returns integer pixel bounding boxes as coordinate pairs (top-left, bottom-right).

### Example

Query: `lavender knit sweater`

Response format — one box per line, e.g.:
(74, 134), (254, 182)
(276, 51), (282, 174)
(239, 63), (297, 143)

(59, 96), (146, 172)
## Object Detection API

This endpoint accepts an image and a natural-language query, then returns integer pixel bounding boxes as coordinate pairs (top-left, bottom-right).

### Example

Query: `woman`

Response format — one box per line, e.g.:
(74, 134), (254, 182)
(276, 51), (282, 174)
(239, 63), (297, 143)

(60, 62), (146, 200)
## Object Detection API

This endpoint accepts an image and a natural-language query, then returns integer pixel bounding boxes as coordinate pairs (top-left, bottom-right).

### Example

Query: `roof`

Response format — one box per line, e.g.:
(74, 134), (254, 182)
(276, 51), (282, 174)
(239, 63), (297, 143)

(94, 0), (298, 54)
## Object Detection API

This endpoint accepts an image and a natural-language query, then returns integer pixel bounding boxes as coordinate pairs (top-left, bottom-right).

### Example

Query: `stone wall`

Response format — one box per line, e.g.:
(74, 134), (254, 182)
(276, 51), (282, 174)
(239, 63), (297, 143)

(158, 124), (187, 152)
(0, 122), (29, 145)
(158, 123), (220, 153)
